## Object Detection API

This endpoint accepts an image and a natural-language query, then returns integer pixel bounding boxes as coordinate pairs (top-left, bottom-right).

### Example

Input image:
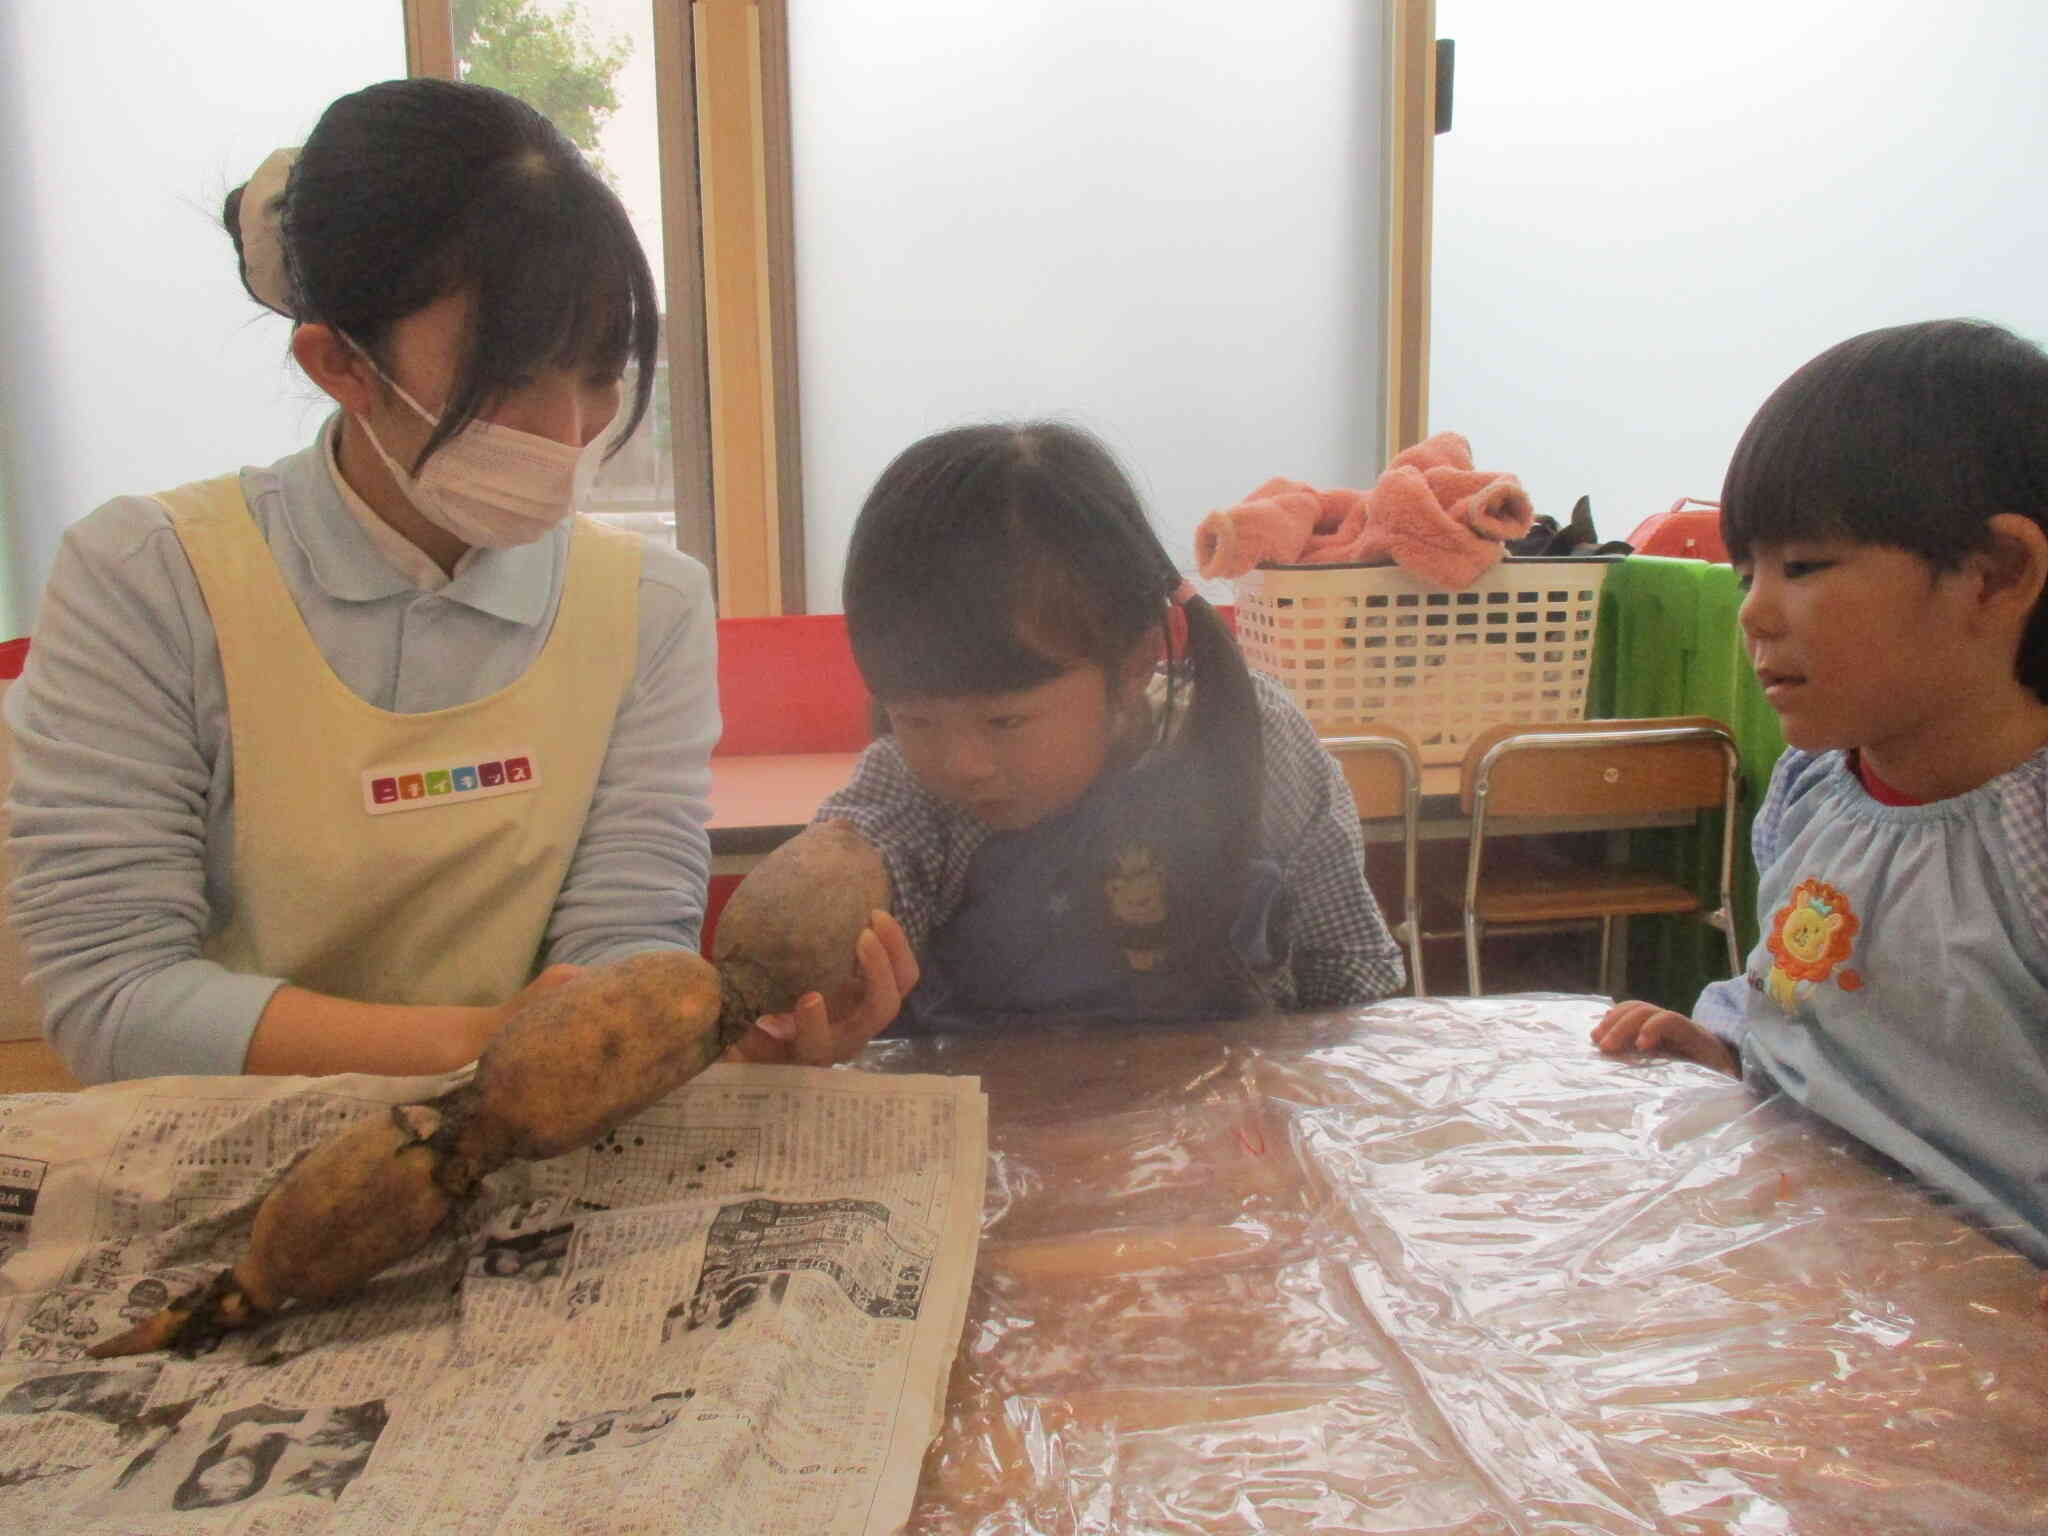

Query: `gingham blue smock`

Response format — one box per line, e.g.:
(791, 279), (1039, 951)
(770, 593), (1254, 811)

(816, 672), (1405, 1033)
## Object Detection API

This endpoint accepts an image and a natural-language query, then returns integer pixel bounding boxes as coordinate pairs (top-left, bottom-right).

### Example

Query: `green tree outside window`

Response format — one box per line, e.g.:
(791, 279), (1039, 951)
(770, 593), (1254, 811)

(452, 0), (631, 180)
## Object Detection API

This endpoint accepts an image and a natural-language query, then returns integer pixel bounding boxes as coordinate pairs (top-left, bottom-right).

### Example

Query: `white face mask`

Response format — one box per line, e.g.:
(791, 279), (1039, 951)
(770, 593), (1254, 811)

(347, 340), (617, 549)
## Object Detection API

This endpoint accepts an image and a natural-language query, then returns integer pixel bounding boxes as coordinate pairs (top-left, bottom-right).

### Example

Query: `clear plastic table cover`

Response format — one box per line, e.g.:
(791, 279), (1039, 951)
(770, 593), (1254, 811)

(863, 994), (2047, 1535)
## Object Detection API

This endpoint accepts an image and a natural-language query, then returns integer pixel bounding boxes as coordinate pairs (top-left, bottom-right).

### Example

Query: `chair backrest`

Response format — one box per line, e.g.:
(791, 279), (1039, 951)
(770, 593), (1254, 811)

(1319, 723), (1423, 820)
(1460, 716), (1737, 819)
(713, 614), (872, 756)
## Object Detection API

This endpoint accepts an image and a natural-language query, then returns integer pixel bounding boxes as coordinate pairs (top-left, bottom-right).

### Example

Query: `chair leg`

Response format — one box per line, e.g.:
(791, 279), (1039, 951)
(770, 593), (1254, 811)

(1399, 918), (1427, 998)
(1463, 912), (1483, 997)
(1597, 916), (1616, 997)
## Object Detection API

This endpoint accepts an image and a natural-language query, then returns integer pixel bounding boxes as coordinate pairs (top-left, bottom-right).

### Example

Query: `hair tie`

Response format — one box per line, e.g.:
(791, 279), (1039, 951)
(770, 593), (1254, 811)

(238, 147), (300, 317)
(1169, 579), (1197, 606)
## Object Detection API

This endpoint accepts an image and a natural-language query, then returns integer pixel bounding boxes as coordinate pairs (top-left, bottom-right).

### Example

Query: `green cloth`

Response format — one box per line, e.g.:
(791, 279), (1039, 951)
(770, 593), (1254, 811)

(1589, 556), (1786, 1008)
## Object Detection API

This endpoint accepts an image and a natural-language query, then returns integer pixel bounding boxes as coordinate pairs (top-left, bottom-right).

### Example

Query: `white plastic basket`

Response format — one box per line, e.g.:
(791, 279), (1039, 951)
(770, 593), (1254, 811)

(1234, 557), (1614, 764)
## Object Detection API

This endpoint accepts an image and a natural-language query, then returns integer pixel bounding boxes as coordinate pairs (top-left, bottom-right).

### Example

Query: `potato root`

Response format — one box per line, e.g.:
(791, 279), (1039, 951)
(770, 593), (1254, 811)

(92, 822), (891, 1359)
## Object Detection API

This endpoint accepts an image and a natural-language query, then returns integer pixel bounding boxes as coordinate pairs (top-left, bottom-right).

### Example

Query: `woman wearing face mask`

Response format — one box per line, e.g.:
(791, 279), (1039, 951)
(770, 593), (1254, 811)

(4, 79), (912, 1083)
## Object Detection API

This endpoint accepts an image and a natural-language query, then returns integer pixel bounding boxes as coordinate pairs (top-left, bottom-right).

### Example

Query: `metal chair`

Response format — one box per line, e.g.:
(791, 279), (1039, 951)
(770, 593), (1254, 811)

(1321, 724), (1428, 995)
(1455, 716), (1742, 997)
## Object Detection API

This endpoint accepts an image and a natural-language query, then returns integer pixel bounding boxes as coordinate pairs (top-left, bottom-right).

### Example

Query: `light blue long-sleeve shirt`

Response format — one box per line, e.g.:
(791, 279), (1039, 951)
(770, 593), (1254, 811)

(4, 418), (719, 1082)
(1696, 745), (2048, 1265)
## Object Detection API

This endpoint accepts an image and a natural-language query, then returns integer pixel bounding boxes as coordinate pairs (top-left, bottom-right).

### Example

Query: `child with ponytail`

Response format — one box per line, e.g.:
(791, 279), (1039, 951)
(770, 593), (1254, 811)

(817, 420), (1403, 1034)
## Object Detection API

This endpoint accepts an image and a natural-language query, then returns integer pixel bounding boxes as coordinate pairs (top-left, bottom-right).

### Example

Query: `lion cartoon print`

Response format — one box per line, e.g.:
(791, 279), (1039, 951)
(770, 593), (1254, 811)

(1761, 876), (1863, 1015)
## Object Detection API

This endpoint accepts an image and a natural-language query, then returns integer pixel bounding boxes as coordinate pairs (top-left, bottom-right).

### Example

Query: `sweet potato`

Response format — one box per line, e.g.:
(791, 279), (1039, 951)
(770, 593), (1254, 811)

(458, 948), (732, 1171)
(92, 822), (892, 1358)
(712, 819), (891, 1023)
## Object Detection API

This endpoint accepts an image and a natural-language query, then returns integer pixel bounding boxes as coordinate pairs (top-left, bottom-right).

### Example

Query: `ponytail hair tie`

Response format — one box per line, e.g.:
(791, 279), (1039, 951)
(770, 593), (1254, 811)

(237, 147), (300, 317)
(1162, 579), (1196, 663)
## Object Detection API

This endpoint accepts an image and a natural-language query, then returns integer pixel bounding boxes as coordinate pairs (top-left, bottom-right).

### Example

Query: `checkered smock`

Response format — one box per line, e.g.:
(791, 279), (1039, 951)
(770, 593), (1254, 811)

(816, 671), (1405, 1014)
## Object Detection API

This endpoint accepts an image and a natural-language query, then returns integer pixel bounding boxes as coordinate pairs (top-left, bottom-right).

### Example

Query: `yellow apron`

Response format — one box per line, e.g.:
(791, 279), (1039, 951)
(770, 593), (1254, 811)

(160, 474), (638, 1006)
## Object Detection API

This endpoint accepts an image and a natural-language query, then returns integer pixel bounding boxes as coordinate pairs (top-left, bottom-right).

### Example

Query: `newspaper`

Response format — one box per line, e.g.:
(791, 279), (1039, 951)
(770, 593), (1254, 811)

(0, 1061), (987, 1535)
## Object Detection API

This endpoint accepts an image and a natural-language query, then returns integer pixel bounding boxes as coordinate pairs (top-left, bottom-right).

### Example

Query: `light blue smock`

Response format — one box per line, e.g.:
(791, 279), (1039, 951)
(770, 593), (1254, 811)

(1697, 746), (2048, 1265)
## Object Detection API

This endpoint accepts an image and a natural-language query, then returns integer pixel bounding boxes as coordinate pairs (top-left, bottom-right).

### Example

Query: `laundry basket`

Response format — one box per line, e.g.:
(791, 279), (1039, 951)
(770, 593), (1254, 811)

(1233, 557), (1616, 765)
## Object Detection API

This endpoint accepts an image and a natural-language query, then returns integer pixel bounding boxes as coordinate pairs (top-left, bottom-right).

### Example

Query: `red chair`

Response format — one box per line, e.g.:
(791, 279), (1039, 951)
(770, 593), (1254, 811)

(712, 614), (870, 755)
(704, 615), (872, 952)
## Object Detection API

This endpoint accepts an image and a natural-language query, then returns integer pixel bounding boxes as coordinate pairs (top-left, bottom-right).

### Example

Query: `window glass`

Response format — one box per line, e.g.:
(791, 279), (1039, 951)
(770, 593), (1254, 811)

(452, 0), (677, 546)
(788, 1), (1388, 611)
(1431, 0), (2048, 544)
(1, 1), (402, 629)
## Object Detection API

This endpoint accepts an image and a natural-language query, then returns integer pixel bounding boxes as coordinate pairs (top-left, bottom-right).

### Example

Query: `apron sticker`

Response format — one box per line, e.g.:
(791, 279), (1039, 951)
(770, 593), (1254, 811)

(363, 751), (540, 816)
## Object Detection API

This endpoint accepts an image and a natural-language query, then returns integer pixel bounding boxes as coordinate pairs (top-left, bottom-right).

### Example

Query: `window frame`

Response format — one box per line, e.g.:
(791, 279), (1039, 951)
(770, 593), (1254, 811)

(407, 0), (1435, 614)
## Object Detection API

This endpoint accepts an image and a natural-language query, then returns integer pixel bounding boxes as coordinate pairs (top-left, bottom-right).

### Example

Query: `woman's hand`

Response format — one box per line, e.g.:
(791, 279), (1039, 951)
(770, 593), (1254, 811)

(1591, 1000), (1740, 1078)
(724, 911), (918, 1067)
(244, 963), (587, 1079)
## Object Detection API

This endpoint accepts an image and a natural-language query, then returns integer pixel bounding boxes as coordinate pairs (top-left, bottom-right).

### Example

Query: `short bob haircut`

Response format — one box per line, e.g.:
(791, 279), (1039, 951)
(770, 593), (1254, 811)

(224, 78), (660, 472)
(1721, 317), (2048, 700)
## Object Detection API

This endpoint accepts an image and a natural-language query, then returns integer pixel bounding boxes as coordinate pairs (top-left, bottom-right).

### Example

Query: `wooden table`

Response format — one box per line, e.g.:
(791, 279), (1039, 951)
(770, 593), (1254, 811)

(1, 998), (2043, 1532)
(0, 750), (1689, 1094)
(876, 998), (2048, 1530)
(707, 751), (863, 873)
(707, 752), (1688, 855)
(0, 1037), (78, 1093)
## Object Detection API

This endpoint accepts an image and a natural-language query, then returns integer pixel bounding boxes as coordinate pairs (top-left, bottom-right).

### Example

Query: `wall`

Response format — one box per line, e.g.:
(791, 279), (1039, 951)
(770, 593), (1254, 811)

(1430, 1), (2048, 541)
(0, 2), (402, 632)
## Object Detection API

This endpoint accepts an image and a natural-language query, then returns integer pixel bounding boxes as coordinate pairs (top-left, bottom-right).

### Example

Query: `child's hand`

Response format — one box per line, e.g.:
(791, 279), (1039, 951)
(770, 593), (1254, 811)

(1591, 1000), (1740, 1078)
(726, 911), (919, 1067)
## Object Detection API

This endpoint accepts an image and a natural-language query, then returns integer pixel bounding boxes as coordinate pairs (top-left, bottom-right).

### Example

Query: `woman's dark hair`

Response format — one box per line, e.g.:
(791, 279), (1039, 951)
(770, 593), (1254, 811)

(1721, 317), (2048, 700)
(223, 77), (659, 472)
(843, 420), (1264, 879)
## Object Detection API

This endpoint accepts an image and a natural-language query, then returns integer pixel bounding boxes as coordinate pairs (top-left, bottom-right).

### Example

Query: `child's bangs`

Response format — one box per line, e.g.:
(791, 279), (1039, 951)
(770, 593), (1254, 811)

(1723, 322), (2029, 566)
(1718, 400), (1862, 564)
(845, 420), (1151, 701)
(851, 552), (1088, 701)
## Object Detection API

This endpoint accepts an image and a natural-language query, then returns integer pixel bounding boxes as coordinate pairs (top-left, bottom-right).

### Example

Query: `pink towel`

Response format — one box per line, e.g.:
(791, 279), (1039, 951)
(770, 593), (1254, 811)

(1386, 430), (1472, 476)
(1192, 431), (1535, 590)
(1422, 465), (1534, 544)
(1357, 465), (1510, 588)
(1192, 477), (1322, 578)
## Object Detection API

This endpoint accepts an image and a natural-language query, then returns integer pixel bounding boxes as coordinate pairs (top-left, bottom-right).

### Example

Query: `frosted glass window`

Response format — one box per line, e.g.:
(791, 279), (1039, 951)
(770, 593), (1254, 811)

(450, 0), (679, 547)
(788, 1), (1388, 613)
(1430, 1), (2048, 546)
(0, 1), (403, 630)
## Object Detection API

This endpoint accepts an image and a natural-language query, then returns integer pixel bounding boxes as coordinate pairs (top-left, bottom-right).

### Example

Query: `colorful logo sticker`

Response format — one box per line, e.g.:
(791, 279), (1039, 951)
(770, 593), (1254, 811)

(364, 749), (542, 817)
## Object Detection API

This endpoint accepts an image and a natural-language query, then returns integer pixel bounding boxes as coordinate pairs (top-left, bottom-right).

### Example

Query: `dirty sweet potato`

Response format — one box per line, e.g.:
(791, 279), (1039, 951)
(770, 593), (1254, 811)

(93, 824), (892, 1359)
(93, 1103), (457, 1357)
(712, 818), (891, 1024)
(458, 948), (730, 1170)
